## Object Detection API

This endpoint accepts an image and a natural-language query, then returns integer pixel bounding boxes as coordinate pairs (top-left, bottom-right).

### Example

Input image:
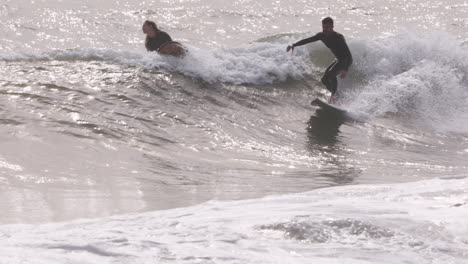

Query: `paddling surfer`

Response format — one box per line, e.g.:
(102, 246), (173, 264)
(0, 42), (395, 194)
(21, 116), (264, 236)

(287, 17), (352, 104)
(142, 20), (186, 57)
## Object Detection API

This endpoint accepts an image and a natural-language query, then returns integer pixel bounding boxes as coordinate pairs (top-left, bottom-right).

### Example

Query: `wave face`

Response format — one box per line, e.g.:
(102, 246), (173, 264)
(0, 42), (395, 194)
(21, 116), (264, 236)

(1, 0), (468, 263)
(5, 30), (468, 130)
(2, 32), (467, 220)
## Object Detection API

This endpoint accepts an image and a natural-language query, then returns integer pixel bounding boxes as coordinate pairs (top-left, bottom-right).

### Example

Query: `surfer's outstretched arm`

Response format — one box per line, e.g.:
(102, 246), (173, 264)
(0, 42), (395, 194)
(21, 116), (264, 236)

(287, 33), (321, 52)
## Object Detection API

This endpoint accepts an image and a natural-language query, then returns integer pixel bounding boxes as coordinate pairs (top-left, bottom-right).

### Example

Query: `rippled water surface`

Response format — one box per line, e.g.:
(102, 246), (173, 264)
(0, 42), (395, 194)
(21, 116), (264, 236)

(1, 1), (468, 263)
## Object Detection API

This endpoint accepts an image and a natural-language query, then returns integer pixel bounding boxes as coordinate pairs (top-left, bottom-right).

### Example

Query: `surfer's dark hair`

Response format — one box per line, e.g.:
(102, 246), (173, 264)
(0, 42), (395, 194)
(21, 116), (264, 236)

(144, 20), (158, 31)
(322, 17), (334, 25)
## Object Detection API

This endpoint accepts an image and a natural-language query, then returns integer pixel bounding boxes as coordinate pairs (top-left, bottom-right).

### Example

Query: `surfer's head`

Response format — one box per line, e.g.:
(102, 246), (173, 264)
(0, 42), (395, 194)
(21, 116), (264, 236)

(142, 20), (158, 36)
(321, 17), (334, 34)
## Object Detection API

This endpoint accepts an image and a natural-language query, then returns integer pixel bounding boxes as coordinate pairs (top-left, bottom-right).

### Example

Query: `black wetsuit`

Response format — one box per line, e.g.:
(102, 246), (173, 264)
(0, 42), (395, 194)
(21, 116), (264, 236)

(294, 31), (353, 95)
(145, 31), (172, 52)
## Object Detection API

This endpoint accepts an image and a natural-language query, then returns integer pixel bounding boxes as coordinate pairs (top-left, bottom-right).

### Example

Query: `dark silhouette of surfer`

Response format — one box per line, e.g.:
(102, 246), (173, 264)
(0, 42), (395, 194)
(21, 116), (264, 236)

(287, 17), (352, 104)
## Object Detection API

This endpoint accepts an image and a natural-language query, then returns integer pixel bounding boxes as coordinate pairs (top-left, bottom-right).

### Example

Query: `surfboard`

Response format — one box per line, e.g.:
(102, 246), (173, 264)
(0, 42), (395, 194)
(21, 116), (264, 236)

(310, 98), (358, 121)
(311, 98), (348, 114)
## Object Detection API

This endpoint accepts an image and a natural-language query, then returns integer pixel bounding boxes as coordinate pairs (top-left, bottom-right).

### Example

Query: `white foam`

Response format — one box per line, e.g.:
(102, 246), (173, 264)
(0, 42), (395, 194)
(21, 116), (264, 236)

(1, 177), (467, 264)
(0, 40), (310, 85)
(164, 42), (309, 84)
(338, 31), (468, 133)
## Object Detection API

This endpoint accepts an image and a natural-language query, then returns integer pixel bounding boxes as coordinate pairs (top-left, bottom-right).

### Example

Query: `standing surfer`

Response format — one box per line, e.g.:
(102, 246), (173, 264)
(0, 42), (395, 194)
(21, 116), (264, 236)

(287, 17), (352, 104)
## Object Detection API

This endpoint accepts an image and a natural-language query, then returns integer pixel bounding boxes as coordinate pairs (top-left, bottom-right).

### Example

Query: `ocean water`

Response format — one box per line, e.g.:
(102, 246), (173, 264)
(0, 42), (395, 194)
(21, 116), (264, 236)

(1, 0), (467, 263)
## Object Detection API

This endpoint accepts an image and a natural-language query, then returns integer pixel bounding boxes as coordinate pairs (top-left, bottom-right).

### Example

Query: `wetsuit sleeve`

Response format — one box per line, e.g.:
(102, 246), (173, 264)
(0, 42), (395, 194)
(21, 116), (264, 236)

(145, 36), (152, 51)
(340, 35), (353, 70)
(293, 33), (322, 47)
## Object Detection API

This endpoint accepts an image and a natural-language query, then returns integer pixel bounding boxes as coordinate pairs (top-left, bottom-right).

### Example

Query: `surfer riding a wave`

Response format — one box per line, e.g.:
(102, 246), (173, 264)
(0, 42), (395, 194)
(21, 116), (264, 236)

(142, 20), (186, 57)
(287, 17), (352, 104)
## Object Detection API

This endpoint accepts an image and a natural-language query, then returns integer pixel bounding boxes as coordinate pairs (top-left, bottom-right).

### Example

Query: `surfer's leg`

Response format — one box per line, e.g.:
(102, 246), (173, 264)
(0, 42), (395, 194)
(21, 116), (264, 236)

(321, 61), (338, 95)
